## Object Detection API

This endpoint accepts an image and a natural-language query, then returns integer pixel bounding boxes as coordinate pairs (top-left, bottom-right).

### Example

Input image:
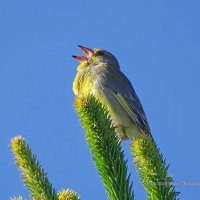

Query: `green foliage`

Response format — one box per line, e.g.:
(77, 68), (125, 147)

(75, 95), (134, 200)
(131, 134), (179, 200)
(10, 136), (58, 200)
(10, 136), (81, 200)
(9, 95), (179, 200)
(58, 190), (80, 200)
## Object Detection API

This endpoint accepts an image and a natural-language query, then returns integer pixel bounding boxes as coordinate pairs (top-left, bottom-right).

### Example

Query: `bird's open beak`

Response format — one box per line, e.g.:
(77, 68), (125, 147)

(72, 45), (94, 62)
(72, 55), (87, 62)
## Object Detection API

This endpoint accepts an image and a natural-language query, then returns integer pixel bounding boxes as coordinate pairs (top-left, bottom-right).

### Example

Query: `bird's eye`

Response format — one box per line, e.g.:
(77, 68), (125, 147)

(96, 51), (104, 56)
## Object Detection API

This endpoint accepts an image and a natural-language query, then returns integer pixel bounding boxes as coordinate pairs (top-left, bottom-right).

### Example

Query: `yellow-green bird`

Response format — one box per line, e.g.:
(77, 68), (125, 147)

(73, 45), (152, 141)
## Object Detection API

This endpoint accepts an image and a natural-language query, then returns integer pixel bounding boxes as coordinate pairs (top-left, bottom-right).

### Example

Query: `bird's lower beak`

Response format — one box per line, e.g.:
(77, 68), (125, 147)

(72, 55), (87, 62)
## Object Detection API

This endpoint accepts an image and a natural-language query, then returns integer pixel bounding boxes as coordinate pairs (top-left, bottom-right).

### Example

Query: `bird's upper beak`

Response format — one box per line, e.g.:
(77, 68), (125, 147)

(72, 45), (94, 62)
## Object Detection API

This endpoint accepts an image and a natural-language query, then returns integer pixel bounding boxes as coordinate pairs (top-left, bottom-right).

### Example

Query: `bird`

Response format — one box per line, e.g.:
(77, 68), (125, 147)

(72, 45), (152, 141)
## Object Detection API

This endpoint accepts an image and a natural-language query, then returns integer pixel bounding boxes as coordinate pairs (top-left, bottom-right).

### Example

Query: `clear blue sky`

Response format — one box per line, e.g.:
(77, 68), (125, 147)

(1, 0), (200, 199)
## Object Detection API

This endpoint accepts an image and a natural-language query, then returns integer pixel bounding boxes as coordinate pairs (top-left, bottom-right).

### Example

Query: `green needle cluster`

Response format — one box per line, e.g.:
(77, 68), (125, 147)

(131, 134), (179, 200)
(10, 136), (57, 200)
(58, 190), (80, 200)
(75, 95), (134, 200)
(10, 136), (80, 200)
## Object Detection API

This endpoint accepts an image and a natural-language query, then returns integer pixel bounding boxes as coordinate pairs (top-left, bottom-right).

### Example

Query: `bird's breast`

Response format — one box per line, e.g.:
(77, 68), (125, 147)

(73, 70), (95, 96)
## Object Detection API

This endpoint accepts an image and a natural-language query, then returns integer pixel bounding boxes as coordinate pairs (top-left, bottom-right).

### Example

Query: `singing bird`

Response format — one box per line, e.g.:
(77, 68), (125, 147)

(73, 45), (152, 141)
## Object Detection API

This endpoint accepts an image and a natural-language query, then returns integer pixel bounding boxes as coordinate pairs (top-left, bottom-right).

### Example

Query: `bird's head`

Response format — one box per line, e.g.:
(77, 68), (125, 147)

(73, 45), (120, 71)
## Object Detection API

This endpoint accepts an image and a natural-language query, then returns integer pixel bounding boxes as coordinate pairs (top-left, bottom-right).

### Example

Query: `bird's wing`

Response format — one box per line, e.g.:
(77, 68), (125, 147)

(103, 70), (151, 135)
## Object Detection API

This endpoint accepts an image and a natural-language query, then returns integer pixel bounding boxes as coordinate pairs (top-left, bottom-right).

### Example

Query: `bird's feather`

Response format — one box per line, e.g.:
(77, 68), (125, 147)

(102, 69), (151, 135)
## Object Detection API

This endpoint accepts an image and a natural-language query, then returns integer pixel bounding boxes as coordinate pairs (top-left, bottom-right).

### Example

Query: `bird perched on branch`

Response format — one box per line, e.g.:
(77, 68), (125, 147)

(73, 45), (152, 141)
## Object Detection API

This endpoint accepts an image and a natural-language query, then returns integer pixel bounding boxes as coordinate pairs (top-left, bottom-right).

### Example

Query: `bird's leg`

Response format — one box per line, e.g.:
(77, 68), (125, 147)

(113, 124), (126, 144)
(113, 124), (122, 129)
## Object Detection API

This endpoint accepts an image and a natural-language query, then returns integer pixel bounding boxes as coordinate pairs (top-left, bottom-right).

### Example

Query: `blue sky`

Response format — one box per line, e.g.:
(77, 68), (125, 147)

(1, 0), (200, 199)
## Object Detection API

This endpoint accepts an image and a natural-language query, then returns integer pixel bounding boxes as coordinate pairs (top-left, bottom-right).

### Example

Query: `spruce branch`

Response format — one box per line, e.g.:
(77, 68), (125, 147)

(131, 134), (179, 200)
(10, 136), (57, 200)
(75, 95), (134, 200)
(58, 189), (80, 200)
